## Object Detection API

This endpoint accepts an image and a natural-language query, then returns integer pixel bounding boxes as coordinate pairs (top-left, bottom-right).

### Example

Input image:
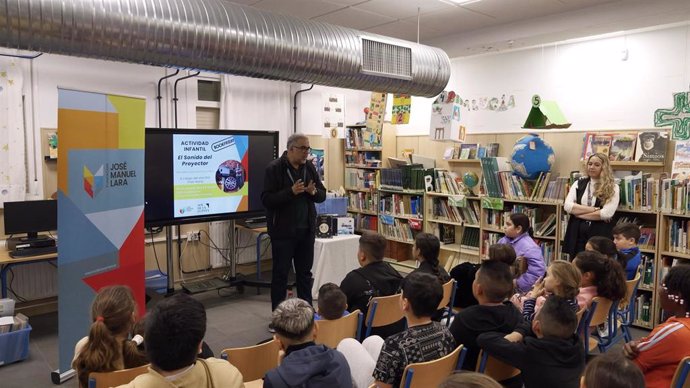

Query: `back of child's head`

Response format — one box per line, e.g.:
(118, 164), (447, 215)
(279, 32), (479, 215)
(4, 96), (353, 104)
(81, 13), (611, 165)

(145, 293), (206, 372)
(476, 260), (513, 303)
(438, 371), (502, 388)
(73, 285), (145, 387)
(574, 251), (627, 301)
(548, 261), (581, 300)
(359, 231), (387, 262)
(535, 296), (578, 338)
(317, 282), (347, 320)
(509, 213), (532, 237)
(272, 298), (315, 343)
(582, 352), (644, 388)
(415, 232), (441, 265)
(662, 265), (690, 316)
(401, 271), (443, 318)
(611, 223), (641, 244)
(586, 236), (618, 260)
(488, 243), (517, 265)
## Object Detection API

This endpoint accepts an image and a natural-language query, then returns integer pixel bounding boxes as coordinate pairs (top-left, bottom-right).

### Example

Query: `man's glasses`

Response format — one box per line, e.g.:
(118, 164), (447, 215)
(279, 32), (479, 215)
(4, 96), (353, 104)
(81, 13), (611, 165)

(292, 146), (311, 152)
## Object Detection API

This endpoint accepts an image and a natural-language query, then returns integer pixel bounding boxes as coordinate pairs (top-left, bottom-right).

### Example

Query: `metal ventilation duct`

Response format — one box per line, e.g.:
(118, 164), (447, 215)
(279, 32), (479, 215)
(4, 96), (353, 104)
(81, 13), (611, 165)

(0, 0), (450, 97)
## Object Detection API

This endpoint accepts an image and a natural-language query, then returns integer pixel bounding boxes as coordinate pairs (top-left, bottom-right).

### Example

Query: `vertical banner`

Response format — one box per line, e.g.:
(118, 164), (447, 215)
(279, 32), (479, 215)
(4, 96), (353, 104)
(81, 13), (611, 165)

(56, 89), (145, 374)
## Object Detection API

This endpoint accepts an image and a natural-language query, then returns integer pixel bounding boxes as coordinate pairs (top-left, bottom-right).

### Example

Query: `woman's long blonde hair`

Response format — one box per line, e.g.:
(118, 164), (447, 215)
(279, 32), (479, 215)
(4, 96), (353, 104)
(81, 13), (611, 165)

(587, 153), (616, 204)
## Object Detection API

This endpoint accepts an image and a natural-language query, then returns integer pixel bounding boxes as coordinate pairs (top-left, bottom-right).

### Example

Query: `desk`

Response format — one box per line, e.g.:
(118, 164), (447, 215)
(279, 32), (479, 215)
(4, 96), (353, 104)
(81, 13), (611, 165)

(0, 248), (57, 298)
(311, 234), (360, 299)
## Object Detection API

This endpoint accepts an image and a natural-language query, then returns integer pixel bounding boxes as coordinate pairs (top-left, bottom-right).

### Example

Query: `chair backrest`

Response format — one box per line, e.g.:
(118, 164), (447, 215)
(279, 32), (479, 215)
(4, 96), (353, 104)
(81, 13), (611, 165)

(476, 350), (521, 382)
(587, 297), (614, 327)
(438, 279), (456, 310)
(399, 345), (466, 388)
(221, 339), (281, 382)
(672, 356), (690, 388)
(619, 272), (641, 321)
(88, 364), (149, 388)
(315, 310), (363, 348)
(365, 293), (405, 337)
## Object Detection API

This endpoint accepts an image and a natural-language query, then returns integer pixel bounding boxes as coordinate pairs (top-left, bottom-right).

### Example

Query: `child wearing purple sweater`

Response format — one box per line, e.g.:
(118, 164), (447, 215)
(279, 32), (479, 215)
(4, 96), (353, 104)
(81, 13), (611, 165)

(498, 213), (546, 294)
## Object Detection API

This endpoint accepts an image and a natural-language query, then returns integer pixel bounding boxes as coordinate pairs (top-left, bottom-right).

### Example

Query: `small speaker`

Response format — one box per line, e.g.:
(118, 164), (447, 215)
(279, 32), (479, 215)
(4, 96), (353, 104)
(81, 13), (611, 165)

(424, 175), (434, 192)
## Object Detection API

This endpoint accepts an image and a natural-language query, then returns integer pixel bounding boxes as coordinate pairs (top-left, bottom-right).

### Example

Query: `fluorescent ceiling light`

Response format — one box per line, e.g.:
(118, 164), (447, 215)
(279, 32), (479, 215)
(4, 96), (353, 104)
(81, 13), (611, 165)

(444, 0), (482, 5)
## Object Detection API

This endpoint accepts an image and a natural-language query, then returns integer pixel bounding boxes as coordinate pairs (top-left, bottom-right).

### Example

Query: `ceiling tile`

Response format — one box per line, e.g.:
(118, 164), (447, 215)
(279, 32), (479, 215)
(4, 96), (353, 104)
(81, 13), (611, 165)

(364, 19), (443, 42)
(401, 6), (495, 37)
(352, 0), (455, 20)
(249, 0), (343, 19)
(314, 7), (397, 30)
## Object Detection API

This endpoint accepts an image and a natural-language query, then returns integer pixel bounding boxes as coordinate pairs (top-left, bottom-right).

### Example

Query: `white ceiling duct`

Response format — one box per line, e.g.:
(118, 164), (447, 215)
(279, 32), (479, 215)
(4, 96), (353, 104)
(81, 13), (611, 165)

(0, 0), (451, 97)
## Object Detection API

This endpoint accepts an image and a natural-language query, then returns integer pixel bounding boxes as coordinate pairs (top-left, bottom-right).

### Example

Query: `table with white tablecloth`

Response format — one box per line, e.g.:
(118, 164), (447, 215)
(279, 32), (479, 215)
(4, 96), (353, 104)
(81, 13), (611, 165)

(311, 234), (360, 300)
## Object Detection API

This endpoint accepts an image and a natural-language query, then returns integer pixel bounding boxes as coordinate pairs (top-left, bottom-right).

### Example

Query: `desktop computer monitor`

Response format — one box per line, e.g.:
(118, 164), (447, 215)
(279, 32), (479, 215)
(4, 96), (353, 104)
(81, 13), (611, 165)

(3, 200), (57, 240)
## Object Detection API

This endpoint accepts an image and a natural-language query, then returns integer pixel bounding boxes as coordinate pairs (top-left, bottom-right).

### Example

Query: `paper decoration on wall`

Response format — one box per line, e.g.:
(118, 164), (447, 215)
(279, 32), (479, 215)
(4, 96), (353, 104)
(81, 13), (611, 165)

(522, 95), (571, 129)
(322, 93), (345, 138)
(429, 91), (465, 141)
(457, 94), (516, 112)
(654, 92), (690, 141)
(392, 94), (411, 124)
(47, 131), (58, 159)
(309, 148), (325, 182)
(365, 92), (386, 147)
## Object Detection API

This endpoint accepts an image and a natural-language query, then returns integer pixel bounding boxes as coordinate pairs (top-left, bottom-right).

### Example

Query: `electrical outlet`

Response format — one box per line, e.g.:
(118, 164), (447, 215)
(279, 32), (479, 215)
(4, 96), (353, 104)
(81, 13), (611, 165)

(188, 231), (201, 241)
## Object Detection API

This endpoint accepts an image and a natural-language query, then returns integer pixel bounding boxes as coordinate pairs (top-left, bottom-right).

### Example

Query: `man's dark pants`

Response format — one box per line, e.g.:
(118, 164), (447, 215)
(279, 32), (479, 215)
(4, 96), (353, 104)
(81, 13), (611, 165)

(270, 228), (314, 310)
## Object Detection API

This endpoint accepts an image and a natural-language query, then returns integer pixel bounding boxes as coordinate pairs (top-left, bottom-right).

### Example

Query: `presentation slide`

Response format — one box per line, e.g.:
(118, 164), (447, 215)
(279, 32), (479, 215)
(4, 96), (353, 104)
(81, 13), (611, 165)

(172, 134), (249, 218)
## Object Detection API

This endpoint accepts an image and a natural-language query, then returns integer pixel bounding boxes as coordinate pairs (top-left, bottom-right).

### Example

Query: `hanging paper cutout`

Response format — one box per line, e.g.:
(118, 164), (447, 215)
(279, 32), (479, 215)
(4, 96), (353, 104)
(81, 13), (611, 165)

(655, 92), (690, 141)
(392, 94), (411, 124)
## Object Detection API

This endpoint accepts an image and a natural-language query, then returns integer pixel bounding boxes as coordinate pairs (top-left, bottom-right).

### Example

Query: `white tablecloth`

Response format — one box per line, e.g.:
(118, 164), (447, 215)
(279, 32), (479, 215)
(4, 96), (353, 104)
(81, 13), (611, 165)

(311, 234), (360, 299)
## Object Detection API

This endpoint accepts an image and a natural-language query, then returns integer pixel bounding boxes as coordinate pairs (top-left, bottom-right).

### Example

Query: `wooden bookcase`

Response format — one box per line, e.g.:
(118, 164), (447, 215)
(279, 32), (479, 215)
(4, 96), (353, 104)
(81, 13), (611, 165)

(423, 192), (482, 266)
(658, 212), (690, 328)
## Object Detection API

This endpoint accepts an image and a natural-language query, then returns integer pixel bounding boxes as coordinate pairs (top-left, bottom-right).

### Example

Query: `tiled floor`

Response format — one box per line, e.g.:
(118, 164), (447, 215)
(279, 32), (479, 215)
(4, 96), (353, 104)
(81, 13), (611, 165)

(0, 287), (652, 388)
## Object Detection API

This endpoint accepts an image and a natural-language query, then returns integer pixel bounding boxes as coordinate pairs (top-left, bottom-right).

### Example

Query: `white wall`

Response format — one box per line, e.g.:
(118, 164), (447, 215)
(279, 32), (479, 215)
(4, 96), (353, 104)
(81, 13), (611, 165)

(448, 24), (690, 134)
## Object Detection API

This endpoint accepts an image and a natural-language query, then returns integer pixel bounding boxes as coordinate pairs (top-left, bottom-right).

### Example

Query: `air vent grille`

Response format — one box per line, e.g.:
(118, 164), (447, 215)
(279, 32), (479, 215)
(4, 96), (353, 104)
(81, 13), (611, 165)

(362, 38), (412, 80)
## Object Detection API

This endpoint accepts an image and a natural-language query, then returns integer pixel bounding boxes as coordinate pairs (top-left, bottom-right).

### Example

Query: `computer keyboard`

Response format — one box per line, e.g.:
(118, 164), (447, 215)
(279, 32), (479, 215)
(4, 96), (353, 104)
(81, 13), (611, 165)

(9, 245), (58, 258)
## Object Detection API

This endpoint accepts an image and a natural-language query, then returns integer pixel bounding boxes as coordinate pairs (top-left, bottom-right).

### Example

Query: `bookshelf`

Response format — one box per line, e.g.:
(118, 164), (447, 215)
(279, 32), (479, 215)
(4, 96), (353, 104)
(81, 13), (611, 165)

(424, 192), (482, 265)
(378, 187), (425, 261)
(658, 212), (690, 328)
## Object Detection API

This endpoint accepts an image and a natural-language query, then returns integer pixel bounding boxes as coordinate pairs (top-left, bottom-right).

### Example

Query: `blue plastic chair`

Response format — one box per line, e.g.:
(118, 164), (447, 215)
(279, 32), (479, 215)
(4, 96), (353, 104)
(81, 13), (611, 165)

(400, 346), (467, 388)
(476, 350), (521, 382)
(672, 356), (690, 388)
(617, 272), (642, 343)
(439, 279), (457, 327)
(581, 297), (621, 353)
(364, 293), (405, 338)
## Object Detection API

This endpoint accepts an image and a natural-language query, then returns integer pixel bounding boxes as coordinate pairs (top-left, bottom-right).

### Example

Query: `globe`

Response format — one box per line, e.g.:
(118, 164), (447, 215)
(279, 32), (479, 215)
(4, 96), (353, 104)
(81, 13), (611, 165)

(462, 172), (479, 188)
(510, 134), (555, 180)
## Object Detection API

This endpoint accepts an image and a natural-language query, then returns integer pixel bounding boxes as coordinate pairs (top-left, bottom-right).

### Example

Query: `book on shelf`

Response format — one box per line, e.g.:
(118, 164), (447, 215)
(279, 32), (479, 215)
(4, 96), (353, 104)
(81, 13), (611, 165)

(460, 228), (480, 250)
(582, 133), (612, 159)
(618, 172), (659, 211)
(352, 214), (378, 232)
(459, 143), (478, 159)
(480, 157), (512, 198)
(345, 169), (377, 189)
(486, 143), (499, 157)
(609, 133), (637, 161)
(635, 131), (668, 163)
(638, 227), (656, 249)
(640, 255), (654, 286)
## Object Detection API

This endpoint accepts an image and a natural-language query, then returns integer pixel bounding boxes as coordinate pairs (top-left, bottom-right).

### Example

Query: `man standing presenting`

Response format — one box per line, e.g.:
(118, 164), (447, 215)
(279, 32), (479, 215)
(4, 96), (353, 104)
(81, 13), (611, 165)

(262, 133), (326, 314)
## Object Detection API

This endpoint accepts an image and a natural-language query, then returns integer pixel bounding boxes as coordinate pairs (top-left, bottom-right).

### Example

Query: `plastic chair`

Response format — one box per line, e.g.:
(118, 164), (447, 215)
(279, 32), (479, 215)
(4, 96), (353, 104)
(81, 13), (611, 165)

(438, 279), (457, 327)
(476, 350), (521, 382)
(364, 293), (405, 338)
(315, 309), (363, 348)
(88, 364), (149, 388)
(671, 356), (690, 388)
(581, 297), (620, 353)
(221, 339), (281, 381)
(399, 345), (467, 388)
(617, 272), (641, 343)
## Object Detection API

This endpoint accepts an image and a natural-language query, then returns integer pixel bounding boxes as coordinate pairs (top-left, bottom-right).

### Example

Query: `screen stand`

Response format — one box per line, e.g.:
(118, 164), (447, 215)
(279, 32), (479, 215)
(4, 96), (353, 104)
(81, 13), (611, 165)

(165, 226), (175, 295)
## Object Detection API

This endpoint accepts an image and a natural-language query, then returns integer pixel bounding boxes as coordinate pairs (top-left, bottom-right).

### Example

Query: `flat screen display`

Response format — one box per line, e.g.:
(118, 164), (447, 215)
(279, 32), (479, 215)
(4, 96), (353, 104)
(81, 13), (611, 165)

(3, 199), (57, 237)
(145, 128), (279, 226)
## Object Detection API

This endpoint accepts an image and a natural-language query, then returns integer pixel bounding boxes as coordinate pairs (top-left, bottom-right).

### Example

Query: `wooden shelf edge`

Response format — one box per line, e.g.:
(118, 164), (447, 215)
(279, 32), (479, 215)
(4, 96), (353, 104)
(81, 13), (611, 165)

(447, 159), (481, 163)
(660, 251), (690, 260)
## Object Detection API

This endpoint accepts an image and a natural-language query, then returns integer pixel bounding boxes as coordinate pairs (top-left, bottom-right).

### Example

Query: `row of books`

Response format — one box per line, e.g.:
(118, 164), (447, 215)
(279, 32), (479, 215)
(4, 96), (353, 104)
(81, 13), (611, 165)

(347, 192), (376, 213)
(538, 240), (557, 265)
(345, 169), (377, 190)
(640, 255), (654, 287)
(460, 228), (481, 250)
(0, 313), (28, 334)
(432, 169), (465, 195)
(379, 216), (418, 243)
(379, 194), (423, 219)
(659, 178), (690, 214)
(345, 126), (380, 149)
(483, 207), (558, 237)
(351, 214), (378, 232)
(379, 166), (427, 192)
(618, 172), (659, 211)
(345, 151), (381, 167)
(448, 143), (499, 160)
(666, 218), (690, 254)
(635, 294), (652, 324)
(531, 173), (570, 203)
(582, 131), (668, 163)
(430, 197), (480, 225)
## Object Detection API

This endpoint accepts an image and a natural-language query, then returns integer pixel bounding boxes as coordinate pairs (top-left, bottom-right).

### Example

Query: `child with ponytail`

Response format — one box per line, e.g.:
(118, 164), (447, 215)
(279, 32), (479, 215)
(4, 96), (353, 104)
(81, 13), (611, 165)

(498, 213), (546, 294)
(72, 285), (147, 388)
(411, 232), (450, 284)
(572, 251), (627, 309)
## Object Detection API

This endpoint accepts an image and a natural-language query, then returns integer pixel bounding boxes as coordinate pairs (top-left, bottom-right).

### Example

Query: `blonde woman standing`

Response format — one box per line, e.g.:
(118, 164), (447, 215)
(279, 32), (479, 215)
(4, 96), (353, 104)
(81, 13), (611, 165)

(562, 153), (619, 259)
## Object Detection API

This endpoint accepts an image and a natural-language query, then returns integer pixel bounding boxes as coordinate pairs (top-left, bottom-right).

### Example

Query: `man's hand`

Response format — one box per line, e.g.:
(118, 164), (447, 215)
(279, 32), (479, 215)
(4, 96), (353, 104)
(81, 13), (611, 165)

(623, 340), (640, 360)
(504, 332), (523, 343)
(291, 179), (305, 195)
(306, 180), (317, 195)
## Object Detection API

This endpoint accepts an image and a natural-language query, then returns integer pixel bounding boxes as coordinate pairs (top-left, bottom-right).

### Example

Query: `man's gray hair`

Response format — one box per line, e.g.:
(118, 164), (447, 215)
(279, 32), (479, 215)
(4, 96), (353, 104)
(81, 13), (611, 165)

(271, 298), (315, 340)
(287, 133), (308, 149)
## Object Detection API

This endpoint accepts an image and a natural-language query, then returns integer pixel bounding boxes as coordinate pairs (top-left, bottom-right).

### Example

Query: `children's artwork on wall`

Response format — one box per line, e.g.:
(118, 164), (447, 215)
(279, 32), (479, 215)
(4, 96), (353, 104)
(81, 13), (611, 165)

(322, 93), (345, 139)
(309, 148), (325, 182)
(655, 92), (690, 141)
(392, 94), (411, 124)
(522, 94), (571, 129)
(365, 92), (386, 147)
(457, 94), (516, 112)
(430, 91), (463, 141)
(47, 131), (58, 159)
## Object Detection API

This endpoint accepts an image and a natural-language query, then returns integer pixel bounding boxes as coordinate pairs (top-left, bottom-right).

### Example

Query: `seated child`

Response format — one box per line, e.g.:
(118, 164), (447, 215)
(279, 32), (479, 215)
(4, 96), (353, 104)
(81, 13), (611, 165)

(580, 352), (644, 388)
(519, 260), (581, 322)
(117, 293), (243, 388)
(450, 243), (517, 309)
(315, 282), (349, 320)
(73, 285), (147, 388)
(585, 236), (618, 261)
(477, 296), (585, 388)
(611, 223), (642, 280)
(572, 251), (627, 309)
(337, 272), (456, 388)
(410, 232), (451, 284)
(623, 265), (690, 388)
(497, 213), (546, 294)
(449, 260), (524, 371)
(265, 298), (352, 388)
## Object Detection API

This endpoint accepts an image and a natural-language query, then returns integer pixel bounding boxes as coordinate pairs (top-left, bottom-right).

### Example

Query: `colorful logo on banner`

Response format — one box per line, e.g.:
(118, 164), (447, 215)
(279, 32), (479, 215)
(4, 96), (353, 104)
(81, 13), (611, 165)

(56, 89), (145, 373)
